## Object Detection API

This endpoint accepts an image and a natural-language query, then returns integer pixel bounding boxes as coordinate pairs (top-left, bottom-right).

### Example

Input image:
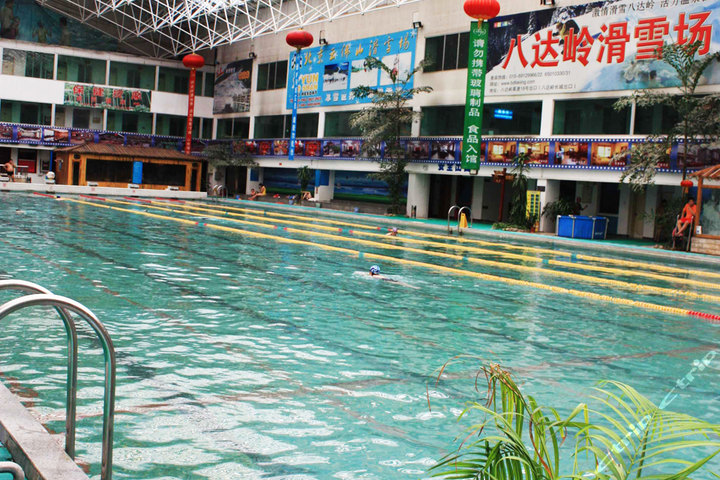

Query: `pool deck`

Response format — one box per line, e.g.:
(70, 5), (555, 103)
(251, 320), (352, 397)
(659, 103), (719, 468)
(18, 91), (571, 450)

(0, 181), (207, 200)
(0, 383), (88, 480)
(224, 197), (720, 268)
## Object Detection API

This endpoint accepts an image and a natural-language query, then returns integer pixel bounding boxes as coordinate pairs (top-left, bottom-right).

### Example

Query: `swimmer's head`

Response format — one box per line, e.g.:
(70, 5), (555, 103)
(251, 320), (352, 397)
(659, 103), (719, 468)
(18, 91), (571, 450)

(392, 227), (398, 234)
(369, 265), (380, 276)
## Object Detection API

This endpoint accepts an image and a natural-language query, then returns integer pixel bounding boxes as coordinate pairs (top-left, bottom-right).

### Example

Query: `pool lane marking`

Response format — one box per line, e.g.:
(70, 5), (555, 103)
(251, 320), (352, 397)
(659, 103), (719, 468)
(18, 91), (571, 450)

(184, 199), (720, 282)
(192, 199), (383, 231)
(56, 196), (720, 321)
(148, 198), (720, 295)
(111, 197), (720, 303)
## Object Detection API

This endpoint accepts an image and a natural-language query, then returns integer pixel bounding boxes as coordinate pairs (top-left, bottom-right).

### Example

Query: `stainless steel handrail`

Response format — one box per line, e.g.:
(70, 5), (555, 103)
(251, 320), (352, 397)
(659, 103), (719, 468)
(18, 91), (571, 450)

(0, 294), (116, 480)
(447, 205), (459, 234)
(0, 280), (78, 459)
(458, 206), (472, 235)
(0, 461), (25, 480)
(212, 184), (228, 198)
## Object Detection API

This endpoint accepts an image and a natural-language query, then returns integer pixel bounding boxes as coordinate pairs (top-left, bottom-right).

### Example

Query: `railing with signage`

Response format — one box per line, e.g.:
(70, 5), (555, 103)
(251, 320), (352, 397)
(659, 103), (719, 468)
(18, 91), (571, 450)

(0, 120), (713, 173)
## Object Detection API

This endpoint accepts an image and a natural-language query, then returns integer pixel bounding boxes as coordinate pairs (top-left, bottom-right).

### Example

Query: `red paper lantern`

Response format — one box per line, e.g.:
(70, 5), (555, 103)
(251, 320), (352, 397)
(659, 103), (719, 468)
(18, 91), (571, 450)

(463, 0), (500, 20)
(182, 53), (205, 69)
(680, 179), (693, 188)
(286, 29), (314, 50)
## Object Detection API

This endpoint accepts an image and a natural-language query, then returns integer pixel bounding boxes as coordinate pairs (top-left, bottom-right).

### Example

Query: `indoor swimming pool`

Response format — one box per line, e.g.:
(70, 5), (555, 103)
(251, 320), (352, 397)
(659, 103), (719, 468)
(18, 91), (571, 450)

(1, 192), (719, 479)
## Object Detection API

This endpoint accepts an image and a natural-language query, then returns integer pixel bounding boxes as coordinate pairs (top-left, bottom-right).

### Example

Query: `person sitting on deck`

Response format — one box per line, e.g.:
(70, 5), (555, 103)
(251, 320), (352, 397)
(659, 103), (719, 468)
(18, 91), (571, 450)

(302, 191), (315, 202)
(249, 184), (266, 201)
(673, 198), (696, 237)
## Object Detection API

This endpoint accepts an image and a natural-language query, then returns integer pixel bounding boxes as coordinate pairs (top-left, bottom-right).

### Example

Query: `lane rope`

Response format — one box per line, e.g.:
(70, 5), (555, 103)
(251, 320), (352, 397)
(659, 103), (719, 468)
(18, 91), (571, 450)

(57, 195), (720, 322)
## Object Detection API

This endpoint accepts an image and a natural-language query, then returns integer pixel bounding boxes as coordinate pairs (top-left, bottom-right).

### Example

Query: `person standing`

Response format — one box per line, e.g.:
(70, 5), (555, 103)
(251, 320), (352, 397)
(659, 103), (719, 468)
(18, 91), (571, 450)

(2, 160), (15, 181)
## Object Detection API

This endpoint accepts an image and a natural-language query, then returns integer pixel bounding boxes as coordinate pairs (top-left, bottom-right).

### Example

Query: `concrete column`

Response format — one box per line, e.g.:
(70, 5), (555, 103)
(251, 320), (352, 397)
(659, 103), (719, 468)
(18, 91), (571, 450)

(617, 184), (632, 236)
(317, 111), (326, 138)
(248, 116), (256, 139)
(246, 167), (263, 195)
(539, 178), (560, 233)
(406, 172), (431, 218)
(643, 185), (658, 239)
(471, 176), (484, 221)
(314, 169), (334, 201)
(411, 106), (422, 137)
(539, 98), (555, 137)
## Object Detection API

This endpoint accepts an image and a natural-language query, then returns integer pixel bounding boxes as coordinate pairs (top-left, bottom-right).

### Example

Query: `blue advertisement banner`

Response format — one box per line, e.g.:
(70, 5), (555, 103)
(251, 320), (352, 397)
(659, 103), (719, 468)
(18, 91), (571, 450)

(285, 29), (418, 109)
(486, 0), (720, 95)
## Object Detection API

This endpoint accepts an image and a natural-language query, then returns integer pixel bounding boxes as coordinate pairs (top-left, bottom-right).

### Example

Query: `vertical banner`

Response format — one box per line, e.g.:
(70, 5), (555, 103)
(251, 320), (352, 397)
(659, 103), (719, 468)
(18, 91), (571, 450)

(288, 50), (302, 161)
(461, 21), (489, 171)
(185, 69), (197, 154)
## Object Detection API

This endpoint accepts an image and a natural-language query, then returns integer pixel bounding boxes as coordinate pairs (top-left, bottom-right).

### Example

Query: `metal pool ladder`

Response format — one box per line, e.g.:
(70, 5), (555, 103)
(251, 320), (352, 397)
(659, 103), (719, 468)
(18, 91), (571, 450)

(447, 206), (473, 234)
(0, 280), (116, 480)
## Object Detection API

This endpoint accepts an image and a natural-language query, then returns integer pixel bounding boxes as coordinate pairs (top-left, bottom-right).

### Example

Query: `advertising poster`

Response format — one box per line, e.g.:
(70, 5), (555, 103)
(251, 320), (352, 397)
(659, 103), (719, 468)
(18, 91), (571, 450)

(488, 141), (517, 162)
(0, 0), (117, 50)
(590, 141), (630, 166)
(486, 0), (720, 95)
(64, 83), (151, 112)
(286, 29), (417, 109)
(555, 141), (589, 165)
(214, 59), (253, 114)
(518, 141), (550, 164)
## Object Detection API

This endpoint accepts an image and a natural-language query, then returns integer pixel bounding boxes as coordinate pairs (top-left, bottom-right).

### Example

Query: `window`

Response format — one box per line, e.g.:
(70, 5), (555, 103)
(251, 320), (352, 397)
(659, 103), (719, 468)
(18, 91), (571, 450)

(421, 106), (464, 136)
(553, 99), (630, 135)
(420, 103), (541, 136)
(216, 118), (249, 139)
(156, 114), (195, 137)
(86, 159), (133, 183)
(200, 118), (213, 139)
(109, 62), (155, 90)
(203, 73), (215, 97)
(2, 49), (53, 79)
(157, 67), (189, 94)
(72, 109), (91, 129)
(17, 149), (37, 174)
(324, 111), (361, 137)
(0, 101), (52, 125)
(424, 32), (470, 72)
(57, 56), (106, 84)
(255, 114), (318, 138)
(107, 111), (152, 134)
(257, 61), (288, 91)
(634, 104), (679, 135)
(143, 163), (186, 186)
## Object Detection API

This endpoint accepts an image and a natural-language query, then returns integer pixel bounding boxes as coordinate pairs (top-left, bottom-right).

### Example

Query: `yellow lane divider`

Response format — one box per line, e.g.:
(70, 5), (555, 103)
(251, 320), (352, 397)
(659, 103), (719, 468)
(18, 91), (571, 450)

(109, 197), (720, 303)
(200, 200), (720, 281)
(193, 200), (383, 231)
(57, 196), (719, 321)
(154, 199), (720, 293)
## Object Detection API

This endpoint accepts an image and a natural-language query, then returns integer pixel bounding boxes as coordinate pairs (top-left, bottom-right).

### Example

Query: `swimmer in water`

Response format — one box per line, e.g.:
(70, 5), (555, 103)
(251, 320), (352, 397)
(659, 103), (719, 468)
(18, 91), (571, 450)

(386, 227), (399, 236)
(368, 265), (419, 289)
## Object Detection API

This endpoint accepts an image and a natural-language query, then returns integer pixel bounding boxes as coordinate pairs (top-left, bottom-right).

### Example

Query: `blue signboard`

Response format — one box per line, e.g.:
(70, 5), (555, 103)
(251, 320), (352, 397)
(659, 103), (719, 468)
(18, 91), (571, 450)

(285, 29), (418, 109)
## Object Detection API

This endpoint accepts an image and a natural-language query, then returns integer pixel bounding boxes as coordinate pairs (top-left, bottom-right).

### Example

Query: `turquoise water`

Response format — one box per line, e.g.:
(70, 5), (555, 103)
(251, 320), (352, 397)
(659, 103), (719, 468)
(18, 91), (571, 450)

(0, 193), (719, 479)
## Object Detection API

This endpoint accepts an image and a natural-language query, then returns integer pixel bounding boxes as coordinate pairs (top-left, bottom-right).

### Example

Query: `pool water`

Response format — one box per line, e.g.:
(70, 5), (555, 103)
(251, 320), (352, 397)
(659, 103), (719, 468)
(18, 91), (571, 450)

(0, 193), (719, 479)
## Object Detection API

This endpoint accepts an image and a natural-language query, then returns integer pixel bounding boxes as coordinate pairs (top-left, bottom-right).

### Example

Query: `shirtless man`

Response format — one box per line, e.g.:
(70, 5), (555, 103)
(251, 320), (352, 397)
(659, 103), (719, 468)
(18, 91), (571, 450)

(2, 160), (15, 181)
(674, 198), (696, 237)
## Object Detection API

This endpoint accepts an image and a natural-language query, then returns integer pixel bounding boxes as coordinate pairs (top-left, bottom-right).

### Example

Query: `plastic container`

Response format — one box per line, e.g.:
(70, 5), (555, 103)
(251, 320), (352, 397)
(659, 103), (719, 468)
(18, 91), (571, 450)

(557, 215), (608, 240)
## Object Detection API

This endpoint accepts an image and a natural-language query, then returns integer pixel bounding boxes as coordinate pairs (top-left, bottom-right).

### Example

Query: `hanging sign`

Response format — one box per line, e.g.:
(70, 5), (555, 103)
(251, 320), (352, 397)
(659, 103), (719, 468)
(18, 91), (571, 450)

(63, 83), (151, 112)
(461, 21), (489, 171)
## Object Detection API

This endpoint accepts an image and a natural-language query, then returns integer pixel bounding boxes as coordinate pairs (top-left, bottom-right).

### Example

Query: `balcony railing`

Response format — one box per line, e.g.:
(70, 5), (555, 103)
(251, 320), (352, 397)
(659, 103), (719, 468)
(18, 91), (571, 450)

(1, 121), (712, 173)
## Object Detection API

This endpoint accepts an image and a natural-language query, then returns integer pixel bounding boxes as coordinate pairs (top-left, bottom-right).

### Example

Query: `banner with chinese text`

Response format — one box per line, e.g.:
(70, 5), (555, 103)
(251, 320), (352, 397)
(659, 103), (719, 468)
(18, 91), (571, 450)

(285, 29), (418, 109)
(63, 83), (151, 112)
(462, 21), (490, 171)
(486, 0), (720, 95)
(213, 59), (253, 114)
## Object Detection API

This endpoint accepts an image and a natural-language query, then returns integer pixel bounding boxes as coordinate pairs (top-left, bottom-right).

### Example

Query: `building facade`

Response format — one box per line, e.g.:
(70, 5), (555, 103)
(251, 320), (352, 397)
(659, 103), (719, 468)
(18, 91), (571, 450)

(1, 0), (717, 239)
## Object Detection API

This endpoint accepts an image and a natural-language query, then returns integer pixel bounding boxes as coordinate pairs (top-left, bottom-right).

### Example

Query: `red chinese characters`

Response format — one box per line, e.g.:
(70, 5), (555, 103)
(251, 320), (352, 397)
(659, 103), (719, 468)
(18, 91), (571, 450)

(501, 35), (528, 69)
(531, 30), (560, 67)
(562, 27), (594, 66)
(635, 16), (670, 60)
(675, 12), (712, 55)
(597, 22), (630, 64)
